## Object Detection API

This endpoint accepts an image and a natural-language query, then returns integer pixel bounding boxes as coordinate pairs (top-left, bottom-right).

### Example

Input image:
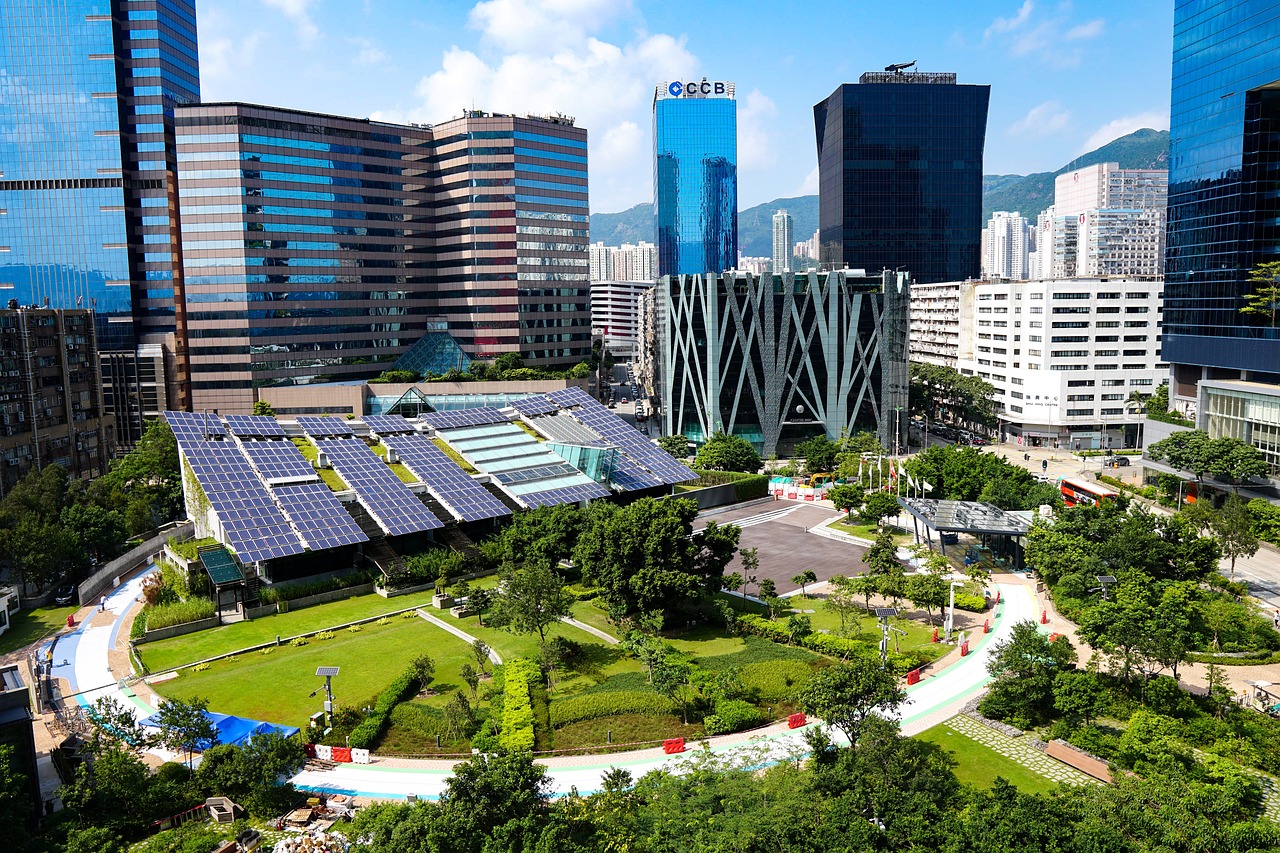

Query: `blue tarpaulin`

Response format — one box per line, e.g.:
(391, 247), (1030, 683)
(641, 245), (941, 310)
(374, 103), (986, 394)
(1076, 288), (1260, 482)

(139, 710), (300, 749)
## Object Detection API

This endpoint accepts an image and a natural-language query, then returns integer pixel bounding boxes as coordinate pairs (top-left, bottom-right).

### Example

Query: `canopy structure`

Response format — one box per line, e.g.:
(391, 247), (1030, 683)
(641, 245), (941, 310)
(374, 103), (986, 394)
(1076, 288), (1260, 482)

(897, 497), (1028, 569)
(139, 710), (300, 749)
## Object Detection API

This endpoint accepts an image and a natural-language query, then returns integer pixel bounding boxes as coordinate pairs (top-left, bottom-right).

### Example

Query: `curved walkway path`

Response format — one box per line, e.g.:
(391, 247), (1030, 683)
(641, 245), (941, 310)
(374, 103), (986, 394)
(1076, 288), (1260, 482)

(57, 570), (1035, 801)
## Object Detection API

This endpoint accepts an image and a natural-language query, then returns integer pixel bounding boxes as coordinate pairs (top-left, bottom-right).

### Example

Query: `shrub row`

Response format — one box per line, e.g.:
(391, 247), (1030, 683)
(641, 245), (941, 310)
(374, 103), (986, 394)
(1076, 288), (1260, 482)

(1096, 474), (1159, 501)
(736, 613), (921, 673)
(259, 572), (369, 605)
(384, 548), (467, 589)
(703, 699), (766, 735)
(142, 598), (216, 631)
(499, 659), (540, 752)
(348, 666), (422, 750)
(563, 584), (601, 602)
(691, 469), (771, 501)
(549, 690), (677, 728)
(953, 592), (988, 612)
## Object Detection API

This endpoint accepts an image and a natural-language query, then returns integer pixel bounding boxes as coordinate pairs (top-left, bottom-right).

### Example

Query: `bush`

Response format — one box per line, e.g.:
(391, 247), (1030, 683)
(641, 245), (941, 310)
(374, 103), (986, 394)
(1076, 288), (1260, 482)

(142, 598), (215, 631)
(952, 592), (988, 612)
(550, 691), (678, 727)
(691, 469), (770, 501)
(736, 613), (921, 672)
(388, 703), (448, 740)
(564, 584), (601, 602)
(499, 658), (540, 752)
(348, 666), (424, 750)
(259, 572), (369, 605)
(702, 699), (765, 735)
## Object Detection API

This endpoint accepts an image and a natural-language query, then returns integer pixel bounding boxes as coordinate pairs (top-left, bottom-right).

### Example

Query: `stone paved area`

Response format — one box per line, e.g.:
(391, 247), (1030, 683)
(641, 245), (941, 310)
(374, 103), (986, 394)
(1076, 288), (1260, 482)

(945, 715), (1099, 787)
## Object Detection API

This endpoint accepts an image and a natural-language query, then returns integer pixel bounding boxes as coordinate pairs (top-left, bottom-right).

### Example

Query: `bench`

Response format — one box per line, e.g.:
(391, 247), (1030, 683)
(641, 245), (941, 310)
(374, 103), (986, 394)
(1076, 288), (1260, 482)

(1045, 739), (1112, 782)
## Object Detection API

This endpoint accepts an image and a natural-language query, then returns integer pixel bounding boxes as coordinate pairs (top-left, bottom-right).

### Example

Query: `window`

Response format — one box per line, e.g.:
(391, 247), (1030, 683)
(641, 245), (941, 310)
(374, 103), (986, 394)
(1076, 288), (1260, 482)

(1124, 320), (1148, 328)
(1102, 393), (1124, 401)
(1053, 292), (1090, 299)
(1096, 306), (1121, 314)
(1051, 364), (1088, 371)
(1096, 364), (1118, 370)
(1123, 363), (1146, 370)
(1053, 307), (1090, 314)
(1123, 335), (1148, 342)
(1095, 335), (1119, 342)
(1030, 306), (1044, 314)
(1126, 306), (1149, 314)
(1051, 335), (1087, 343)
(1095, 349), (1119, 357)
(1102, 379), (1125, 386)
(1125, 293), (1148, 299)
(1067, 408), (1094, 416)
(978, 293), (992, 301)
(1123, 349), (1146, 357)
(1011, 377), (1023, 385)
(1097, 292), (1121, 299)
(978, 307), (992, 314)
(1031, 292), (1043, 300)
(1100, 408), (1124, 416)
(1011, 391), (1024, 399)
(1067, 394), (1095, 401)
(1096, 321), (1120, 328)
(1028, 349), (1042, 356)
(1030, 321), (1043, 328)
(1053, 350), (1089, 357)
(1067, 380), (1096, 388)
(1010, 404), (1024, 413)
(1052, 321), (1089, 329)
(1029, 335), (1042, 342)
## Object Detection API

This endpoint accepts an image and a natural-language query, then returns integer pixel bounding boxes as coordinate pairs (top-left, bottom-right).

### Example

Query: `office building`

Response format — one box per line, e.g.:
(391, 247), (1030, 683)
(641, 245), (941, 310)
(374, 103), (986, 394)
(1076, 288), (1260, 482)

(0, 306), (114, 498)
(430, 111), (591, 369)
(656, 269), (910, 455)
(735, 257), (772, 276)
(909, 280), (965, 367)
(1163, 1), (1280, 468)
(772, 210), (794, 274)
(591, 280), (653, 358)
(982, 211), (1033, 280)
(814, 70), (989, 283)
(955, 277), (1166, 449)
(653, 80), (737, 277)
(0, 0), (200, 443)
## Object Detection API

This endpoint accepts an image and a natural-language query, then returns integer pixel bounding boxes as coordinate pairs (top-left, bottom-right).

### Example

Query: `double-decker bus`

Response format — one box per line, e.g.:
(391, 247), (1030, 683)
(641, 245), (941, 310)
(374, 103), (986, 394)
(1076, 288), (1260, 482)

(1059, 476), (1120, 507)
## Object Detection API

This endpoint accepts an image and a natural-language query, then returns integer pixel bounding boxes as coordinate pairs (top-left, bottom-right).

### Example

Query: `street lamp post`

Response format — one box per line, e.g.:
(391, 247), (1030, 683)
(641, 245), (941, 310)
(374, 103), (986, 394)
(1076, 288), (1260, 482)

(945, 580), (965, 642)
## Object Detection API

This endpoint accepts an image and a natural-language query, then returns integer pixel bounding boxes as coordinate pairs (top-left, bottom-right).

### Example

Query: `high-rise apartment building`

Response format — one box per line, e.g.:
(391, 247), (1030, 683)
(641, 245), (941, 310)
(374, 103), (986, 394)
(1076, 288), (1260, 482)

(589, 242), (613, 281)
(1041, 163), (1168, 281)
(653, 80), (737, 278)
(1164, 0), (1280, 467)
(0, 0), (199, 443)
(772, 210), (794, 274)
(908, 280), (964, 367)
(1055, 163), (1168, 217)
(814, 70), (989, 283)
(431, 111), (591, 369)
(982, 211), (1032, 280)
(589, 242), (658, 282)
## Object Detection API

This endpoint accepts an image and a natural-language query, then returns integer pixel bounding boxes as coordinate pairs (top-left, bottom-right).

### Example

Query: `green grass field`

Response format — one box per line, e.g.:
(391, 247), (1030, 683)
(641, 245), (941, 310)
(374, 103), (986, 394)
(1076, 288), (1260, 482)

(914, 723), (1061, 795)
(782, 598), (950, 664)
(153, 615), (475, 725)
(0, 605), (77, 656)
(137, 589), (439, 673)
(829, 520), (912, 544)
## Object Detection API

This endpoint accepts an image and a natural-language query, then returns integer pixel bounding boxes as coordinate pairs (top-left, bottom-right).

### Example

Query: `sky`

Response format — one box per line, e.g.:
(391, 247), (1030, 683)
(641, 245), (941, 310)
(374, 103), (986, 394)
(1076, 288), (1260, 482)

(196, 0), (1174, 214)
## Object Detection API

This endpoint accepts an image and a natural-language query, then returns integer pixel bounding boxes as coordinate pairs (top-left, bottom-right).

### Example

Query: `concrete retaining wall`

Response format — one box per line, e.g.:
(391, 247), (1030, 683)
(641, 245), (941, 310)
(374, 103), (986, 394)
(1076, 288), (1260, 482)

(79, 522), (193, 606)
(137, 616), (220, 644)
(675, 482), (738, 510)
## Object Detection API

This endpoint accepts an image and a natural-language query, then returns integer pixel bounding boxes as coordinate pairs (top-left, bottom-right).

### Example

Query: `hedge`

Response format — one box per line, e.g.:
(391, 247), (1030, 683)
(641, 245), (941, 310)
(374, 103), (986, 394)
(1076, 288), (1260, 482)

(259, 572), (369, 605)
(691, 469), (771, 501)
(549, 691), (677, 728)
(142, 598), (216, 631)
(736, 613), (922, 673)
(703, 699), (765, 735)
(564, 584), (601, 602)
(953, 592), (988, 613)
(348, 666), (422, 750)
(499, 659), (540, 752)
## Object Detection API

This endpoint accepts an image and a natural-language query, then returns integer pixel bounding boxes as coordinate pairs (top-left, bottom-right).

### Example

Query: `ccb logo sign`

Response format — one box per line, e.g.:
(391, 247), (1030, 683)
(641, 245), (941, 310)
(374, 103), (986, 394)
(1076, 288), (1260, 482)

(667, 80), (727, 97)
(668, 81), (683, 97)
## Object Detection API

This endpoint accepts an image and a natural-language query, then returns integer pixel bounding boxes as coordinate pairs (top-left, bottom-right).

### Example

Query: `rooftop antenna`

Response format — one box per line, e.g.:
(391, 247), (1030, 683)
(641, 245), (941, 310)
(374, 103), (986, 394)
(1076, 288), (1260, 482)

(885, 61), (916, 75)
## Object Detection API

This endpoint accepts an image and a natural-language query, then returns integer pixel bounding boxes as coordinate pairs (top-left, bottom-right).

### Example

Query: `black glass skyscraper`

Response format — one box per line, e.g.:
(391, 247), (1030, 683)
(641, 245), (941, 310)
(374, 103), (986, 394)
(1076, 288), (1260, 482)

(653, 80), (737, 278)
(1164, 0), (1280, 387)
(814, 71), (989, 284)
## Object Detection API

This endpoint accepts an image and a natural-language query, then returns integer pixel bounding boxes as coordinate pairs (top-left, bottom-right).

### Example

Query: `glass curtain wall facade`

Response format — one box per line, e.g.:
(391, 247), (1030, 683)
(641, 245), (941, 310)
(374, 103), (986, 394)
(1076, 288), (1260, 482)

(0, 0), (198, 442)
(430, 112), (591, 368)
(653, 82), (737, 278)
(174, 103), (435, 414)
(814, 72), (988, 284)
(1165, 1), (1280, 398)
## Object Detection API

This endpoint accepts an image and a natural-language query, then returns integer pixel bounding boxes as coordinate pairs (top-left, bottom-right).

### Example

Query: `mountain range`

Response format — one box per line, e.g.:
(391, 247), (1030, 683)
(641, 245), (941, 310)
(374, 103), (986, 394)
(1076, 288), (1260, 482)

(588, 128), (1170, 258)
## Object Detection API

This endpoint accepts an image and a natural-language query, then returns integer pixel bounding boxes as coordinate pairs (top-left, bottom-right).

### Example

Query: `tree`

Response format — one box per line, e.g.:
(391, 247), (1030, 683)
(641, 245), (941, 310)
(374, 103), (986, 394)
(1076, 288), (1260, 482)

(438, 750), (553, 849)
(740, 547), (760, 599)
(152, 696), (216, 767)
(796, 434), (839, 474)
(1147, 430), (1214, 481)
(694, 431), (762, 473)
(410, 654), (436, 686)
(651, 653), (695, 723)
(848, 573), (878, 613)
(1208, 436), (1270, 486)
(860, 491), (901, 526)
(494, 352), (524, 374)
(0, 744), (32, 841)
(825, 575), (861, 635)
(65, 827), (126, 853)
(252, 399), (276, 416)
(827, 482), (865, 518)
(757, 578), (778, 618)
(786, 613), (812, 644)
(982, 621), (1076, 724)
(468, 585), (493, 627)
(1242, 261), (1280, 327)
(791, 569), (816, 597)
(574, 497), (740, 619)
(493, 561), (571, 651)
(61, 503), (126, 564)
(794, 656), (906, 747)
(369, 369), (421, 383)
(1053, 671), (1107, 726)
(657, 434), (691, 460)
(909, 362), (997, 432)
(721, 571), (744, 601)
(472, 639), (491, 675)
(905, 571), (947, 625)
(459, 664), (479, 701)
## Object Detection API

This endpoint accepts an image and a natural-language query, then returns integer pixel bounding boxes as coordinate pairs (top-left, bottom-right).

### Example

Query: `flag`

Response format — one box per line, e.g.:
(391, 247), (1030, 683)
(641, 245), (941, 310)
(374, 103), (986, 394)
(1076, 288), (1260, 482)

(889, 460), (898, 480)
(922, 480), (934, 492)
(907, 472), (918, 490)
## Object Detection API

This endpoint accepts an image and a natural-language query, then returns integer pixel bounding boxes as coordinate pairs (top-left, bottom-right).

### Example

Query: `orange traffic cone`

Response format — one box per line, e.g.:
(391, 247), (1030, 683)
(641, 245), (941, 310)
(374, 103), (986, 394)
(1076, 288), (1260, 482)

(1040, 609), (1048, 624)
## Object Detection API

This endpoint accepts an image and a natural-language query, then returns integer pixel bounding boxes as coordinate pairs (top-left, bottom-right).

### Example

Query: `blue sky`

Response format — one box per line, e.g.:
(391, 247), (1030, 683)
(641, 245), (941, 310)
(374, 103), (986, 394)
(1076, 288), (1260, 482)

(197, 0), (1173, 213)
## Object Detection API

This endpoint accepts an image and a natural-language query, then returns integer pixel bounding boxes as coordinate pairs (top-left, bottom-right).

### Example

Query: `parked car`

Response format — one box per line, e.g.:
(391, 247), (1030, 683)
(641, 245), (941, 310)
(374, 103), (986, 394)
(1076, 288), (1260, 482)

(54, 582), (77, 606)
(1110, 455), (1130, 467)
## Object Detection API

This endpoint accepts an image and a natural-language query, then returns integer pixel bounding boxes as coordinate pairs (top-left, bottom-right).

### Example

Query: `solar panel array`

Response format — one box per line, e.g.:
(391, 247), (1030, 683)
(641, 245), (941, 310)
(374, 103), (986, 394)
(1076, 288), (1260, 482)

(520, 482), (612, 508)
(421, 408), (509, 430)
(382, 435), (511, 522)
(164, 410), (226, 443)
(239, 440), (317, 484)
(509, 395), (558, 417)
(180, 441), (306, 563)
(225, 414), (286, 438)
(273, 482), (369, 550)
(548, 387), (697, 485)
(362, 414), (418, 436)
(296, 416), (354, 437)
(315, 437), (442, 535)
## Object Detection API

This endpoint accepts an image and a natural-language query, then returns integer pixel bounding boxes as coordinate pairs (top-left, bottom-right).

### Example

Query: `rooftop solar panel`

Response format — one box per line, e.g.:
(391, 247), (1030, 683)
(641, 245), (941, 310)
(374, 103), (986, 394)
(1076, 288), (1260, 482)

(564, 398), (697, 485)
(164, 410), (226, 447)
(421, 408), (509, 430)
(547, 387), (596, 407)
(518, 481), (612, 508)
(510, 395), (558, 417)
(315, 437), (442, 535)
(273, 482), (369, 550)
(239, 440), (318, 484)
(362, 415), (418, 436)
(382, 435), (511, 522)
(296, 416), (354, 437)
(225, 414), (286, 438)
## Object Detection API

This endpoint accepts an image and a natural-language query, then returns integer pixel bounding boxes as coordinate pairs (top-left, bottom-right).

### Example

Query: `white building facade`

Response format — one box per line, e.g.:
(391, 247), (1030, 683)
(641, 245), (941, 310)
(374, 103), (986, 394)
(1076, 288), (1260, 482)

(909, 280), (966, 367)
(772, 209), (793, 273)
(1041, 163), (1167, 280)
(589, 241), (658, 282)
(955, 277), (1168, 449)
(591, 280), (655, 358)
(982, 211), (1032, 280)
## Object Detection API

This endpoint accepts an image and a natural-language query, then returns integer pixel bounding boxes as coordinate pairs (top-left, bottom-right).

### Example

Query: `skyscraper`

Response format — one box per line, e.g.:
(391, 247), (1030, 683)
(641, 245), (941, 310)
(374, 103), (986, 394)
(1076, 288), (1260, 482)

(814, 70), (989, 283)
(1164, 1), (1280, 430)
(772, 210), (793, 274)
(653, 79), (737, 278)
(0, 0), (199, 442)
(982, 211), (1032, 280)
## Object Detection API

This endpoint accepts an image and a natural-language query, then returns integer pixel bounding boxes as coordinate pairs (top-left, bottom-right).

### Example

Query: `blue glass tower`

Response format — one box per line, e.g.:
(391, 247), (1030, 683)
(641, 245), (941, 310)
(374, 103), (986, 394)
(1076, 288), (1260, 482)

(653, 80), (737, 278)
(1165, 0), (1280, 383)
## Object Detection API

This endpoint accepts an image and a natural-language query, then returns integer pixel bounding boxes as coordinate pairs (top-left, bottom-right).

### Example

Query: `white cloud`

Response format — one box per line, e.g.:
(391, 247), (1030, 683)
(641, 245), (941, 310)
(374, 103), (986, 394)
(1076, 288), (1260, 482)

(468, 0), (632, 52)
(200, 32), (266, 85)
(350, 37), (388, 66)
(1079, 111), (1170, 153)
(1066, 19), (1105, 40)
(794, 165), (819, 197)
(1009, 100), (1072, 137)
(984, 1), (1034, 40)
(263, 0), (320, 42)
(737, 89), (778, 172)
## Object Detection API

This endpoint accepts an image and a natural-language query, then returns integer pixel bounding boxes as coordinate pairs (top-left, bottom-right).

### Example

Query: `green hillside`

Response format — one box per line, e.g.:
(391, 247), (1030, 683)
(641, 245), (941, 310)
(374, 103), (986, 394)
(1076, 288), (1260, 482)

(587, 128), (1171, 250)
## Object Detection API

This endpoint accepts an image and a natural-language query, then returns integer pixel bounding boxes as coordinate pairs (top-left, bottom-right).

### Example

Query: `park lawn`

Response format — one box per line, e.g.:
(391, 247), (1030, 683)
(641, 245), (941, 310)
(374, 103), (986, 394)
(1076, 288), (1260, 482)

(291, 438), (348, 491)
(914, 723), (1060, 795)
(568, 600), (618, 638)
(786, 600), (950, 664)
(0, 605), (77, 656)
(553, 712), (704, 754)
(137, 589), (438, 673)
(153, 616), (474, 726)
(829, 520), (912, 544)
